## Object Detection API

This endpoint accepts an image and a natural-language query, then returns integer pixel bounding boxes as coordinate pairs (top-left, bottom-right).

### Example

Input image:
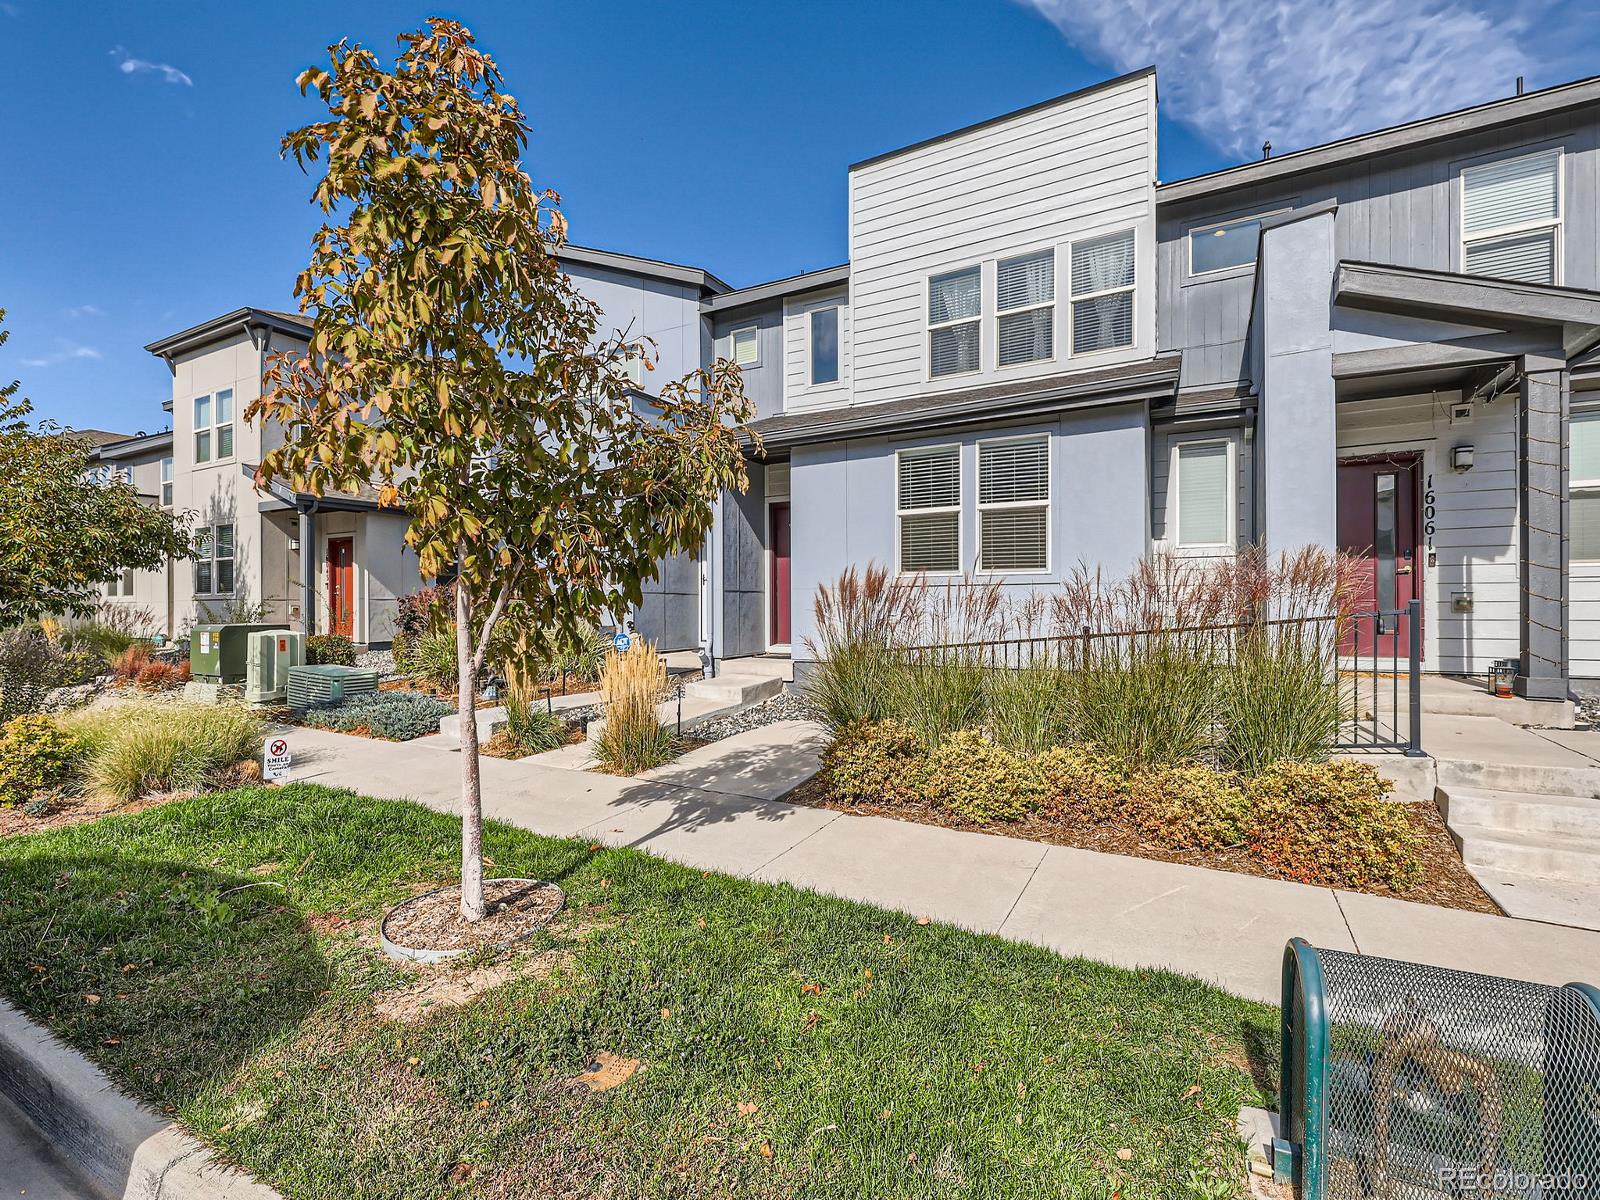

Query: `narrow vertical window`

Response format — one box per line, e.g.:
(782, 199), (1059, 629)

(1070, 230), (1136, 354)
(194, 526), (213, 594)
(160, 456), (173, 507)
(1573, 412), (1600, 560)
(897, 445), (961, 573)
(810, 308), (839, 385)
(928, 267), (981, 377)
(996, 251), (1054, 366)
(193, 394), (212, 463)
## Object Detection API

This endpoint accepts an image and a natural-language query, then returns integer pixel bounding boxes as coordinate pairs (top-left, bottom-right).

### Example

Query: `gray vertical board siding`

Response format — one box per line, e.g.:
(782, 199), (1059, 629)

(719, 463), (768, 659)
(712, 303), (787, 420)
(1157, 108), (1600, 390)
(1518, 360), (1571, 698)
(1149, 418), (1252, 548)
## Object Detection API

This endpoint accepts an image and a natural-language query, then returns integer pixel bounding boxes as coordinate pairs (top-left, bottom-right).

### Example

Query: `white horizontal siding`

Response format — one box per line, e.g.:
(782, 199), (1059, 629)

(783, 289), (851, 411)
(846, 73), (1157, 409)
(1336, 391), (1520, 675)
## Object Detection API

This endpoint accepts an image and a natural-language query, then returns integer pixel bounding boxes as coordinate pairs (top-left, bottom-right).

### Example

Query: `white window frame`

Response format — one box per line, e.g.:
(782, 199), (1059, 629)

(160, 456), (173, 507)
(193, 388), (235, 465)
(1571, 408), (1600, 563)
(1459, 147), (1564, 285)
(926, 265), (982, 380)
(895, 443), (962, 577)
(976, 433), (1051, 575)
(194, 522), (236, 597)
(1186, 209), (1290, 278)
(1170, 436), (1237, 554)
(1067, 228), (1137, 358)
(994, 248), (1056, 370)
(809, 307), (841, 387)
(730, 324), (760, 369)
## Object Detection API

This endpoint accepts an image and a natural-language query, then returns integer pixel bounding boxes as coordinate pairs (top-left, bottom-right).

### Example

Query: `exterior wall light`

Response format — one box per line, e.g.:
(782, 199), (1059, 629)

(1452, 444), (1475, 472)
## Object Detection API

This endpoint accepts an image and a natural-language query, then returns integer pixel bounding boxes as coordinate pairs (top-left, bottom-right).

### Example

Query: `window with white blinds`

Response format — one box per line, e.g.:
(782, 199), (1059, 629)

(731, 325), (759, 367)
(810, 308), (840, 385)
(996, 250), (1054, 366)
(978, 436), (1049, 572)
(928, 266), (981, 377)
(1175, 440), (1232, 549)
(897, 445), (961, 573)
(1070, 229), (1135, 354)
(1573, 412), (1600, 561)
(1461, 148), (1561, 285)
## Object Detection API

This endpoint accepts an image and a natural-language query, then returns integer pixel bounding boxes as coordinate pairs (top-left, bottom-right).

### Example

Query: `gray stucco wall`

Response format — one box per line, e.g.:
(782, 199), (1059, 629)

(1158, 108), (1600, 389)
(788, 404), (1150, 669)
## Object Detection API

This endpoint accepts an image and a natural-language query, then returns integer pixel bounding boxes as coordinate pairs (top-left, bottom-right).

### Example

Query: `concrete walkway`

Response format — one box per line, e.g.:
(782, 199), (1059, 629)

(279, 722), (1600, 1005)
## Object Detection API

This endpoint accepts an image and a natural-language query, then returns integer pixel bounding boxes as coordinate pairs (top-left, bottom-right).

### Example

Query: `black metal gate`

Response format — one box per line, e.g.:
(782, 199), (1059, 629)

(1335, 598), (1424, 757)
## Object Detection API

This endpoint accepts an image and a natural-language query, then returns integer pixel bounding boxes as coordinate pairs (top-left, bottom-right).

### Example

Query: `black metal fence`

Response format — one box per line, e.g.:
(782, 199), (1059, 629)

(894, 598), (1423, 757)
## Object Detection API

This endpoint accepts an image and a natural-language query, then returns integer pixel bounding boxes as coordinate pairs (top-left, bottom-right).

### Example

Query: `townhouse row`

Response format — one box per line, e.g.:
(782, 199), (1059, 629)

(94, 67), (1600, 704)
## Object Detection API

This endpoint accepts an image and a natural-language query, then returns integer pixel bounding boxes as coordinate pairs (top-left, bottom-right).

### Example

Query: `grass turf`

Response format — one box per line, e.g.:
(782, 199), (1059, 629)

(0, 785), (1276, 1198)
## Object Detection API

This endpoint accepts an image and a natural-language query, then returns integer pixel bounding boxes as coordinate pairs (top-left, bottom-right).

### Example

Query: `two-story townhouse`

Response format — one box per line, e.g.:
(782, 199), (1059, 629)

(89, 429), (177, 630)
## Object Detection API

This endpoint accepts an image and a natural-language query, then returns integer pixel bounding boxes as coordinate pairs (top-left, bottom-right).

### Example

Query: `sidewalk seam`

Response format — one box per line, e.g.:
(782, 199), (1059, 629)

(1332, 889), (1362, 954)
(747, 811), (846, 878)
(996, 846), (1049, 936)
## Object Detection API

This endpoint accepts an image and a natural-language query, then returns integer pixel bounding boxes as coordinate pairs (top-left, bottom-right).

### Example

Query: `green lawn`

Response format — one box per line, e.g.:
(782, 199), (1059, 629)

(0, 786), (1276, 1199)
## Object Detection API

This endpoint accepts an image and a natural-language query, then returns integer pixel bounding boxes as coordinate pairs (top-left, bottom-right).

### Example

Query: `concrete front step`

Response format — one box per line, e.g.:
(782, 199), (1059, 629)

(1438, 787), (1600, 839)
(1434, 756), (1600, 800)
(1448, 822), (1600, 885)
(685, 674), (784, 706)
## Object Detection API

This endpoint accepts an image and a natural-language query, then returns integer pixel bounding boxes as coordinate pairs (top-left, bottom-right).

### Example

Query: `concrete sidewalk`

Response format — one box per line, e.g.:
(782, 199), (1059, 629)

(279, 722), (1600, 1005)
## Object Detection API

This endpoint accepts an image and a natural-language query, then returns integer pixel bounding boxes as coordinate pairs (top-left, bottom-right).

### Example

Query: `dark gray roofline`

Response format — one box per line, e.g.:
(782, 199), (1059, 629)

(559, 244), (730, 295)
(702, 264), (851, 314)
(1335, 260), (1600, 331)
(1159, 73), (1600, 204)
(145, 307), (312, 358)
(91, 429), (174, 461)
(748, 356), (1179, 450)
(849, 66), (1157, 172)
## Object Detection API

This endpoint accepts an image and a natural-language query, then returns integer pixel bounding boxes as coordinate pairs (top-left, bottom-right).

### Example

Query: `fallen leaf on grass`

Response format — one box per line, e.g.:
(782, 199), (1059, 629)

(660, 1007), (671, 1021)
(83, 993), (100, 1005)
(758, 1142), (773, 1159)
(737, 1101), (759, 1116)
(570, 1051), (641, 1093)
(916, 916), (930, 925)
(800, 982), (821, 996)
(447, 1162), (476, 1184)
(801, 1010), (820, 1032)
(1116, 1148), (1133, 1160)
(475, 1099), (490, 1109)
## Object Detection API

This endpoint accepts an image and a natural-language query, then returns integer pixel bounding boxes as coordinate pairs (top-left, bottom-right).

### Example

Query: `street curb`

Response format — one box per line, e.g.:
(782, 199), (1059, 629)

(0, 1000), (283, 1200)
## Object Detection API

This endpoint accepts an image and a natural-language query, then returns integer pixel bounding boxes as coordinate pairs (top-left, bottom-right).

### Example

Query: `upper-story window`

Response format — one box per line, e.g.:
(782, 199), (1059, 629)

(160, 457), (173, 507)
(1189, 212), (1282, 276)
(928, 267), (981, 378)
(1070, 230), (1135, 354)
(978, 435), (1049, 572)
(194, 522), (235, 596)
(1573, 411), (1600, 561)
(1173, 438), (1234, 552)
(1462, 148), (1561, 285)
(731, 326), (760, 368)
(896, 444), (961, 574)
(194, 388), (234, 464)
(996, 251), (1055, 367)
(810, 308), (840, 385)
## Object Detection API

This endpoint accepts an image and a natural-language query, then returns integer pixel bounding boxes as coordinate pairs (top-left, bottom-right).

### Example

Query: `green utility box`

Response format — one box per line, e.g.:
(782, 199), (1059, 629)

(286, 664), (380, 711)
(189, 623), (289, 684)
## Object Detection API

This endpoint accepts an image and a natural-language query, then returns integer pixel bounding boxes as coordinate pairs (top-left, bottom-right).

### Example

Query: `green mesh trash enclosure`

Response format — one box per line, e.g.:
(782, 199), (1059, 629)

(1281, 939), (1599, 1199)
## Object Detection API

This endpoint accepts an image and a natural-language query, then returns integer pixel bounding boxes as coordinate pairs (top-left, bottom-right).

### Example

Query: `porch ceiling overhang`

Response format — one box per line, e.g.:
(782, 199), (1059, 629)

(1335, 261), (1600, 336)
(743, 356), (1181, 453)
(251, 467), (387, 514)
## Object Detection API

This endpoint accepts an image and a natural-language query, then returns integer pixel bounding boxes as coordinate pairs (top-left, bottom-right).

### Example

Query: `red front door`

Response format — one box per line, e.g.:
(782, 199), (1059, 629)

(327, 537), (355, 638)
(769, 503), (791, 647)
(1336, 457), (1421, 658)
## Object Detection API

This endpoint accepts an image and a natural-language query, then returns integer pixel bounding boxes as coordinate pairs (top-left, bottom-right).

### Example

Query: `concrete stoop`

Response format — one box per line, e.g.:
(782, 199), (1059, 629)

(684, 674), (784, 707)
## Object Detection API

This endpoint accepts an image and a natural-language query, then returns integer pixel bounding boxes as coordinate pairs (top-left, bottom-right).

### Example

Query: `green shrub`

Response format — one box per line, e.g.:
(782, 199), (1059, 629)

(410, 627), (459, 689)
(56, 701), (264, 801)
(984, 661), (1072, 755)
(0, 628), (102, 720)
(823, 719), (922, 804)
(924, 729), (1044, 824)
(0, 714), (84, 807)
(306, 634), (358, 666)
(1124, 763), (1249, 851)
(301, 691), (455, 741)
(1243, 760), (1420, 890)
(1219, 628), (1342, 774)
(507, 705), (567, 754)
(1031, 745), (1129, 824)
(594, 642), (678, 774)
(536, 621), (612, 684)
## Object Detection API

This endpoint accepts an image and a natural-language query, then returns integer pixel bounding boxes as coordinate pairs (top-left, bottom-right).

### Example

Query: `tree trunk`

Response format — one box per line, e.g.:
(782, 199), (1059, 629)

(456, 569), (486, 923)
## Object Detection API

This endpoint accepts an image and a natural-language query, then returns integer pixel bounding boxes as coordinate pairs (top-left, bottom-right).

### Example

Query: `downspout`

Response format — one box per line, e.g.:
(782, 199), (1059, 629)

(698, 520), (716, 678)
(297, 498), (318, 635)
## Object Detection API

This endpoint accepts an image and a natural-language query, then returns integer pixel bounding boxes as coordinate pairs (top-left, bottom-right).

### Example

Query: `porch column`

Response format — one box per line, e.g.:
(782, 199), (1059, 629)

(1256, 203), (1339, 559)
(297, 501), (317, 636)
(1517, 354), (1569, 701)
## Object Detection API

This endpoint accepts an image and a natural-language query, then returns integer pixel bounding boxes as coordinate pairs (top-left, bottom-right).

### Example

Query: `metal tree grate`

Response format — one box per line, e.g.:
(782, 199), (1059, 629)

(1284, 942), (1600, 1200)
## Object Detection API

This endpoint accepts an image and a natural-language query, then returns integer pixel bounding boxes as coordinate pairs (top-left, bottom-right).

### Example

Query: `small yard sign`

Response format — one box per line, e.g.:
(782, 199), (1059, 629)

(612, 631), (631, 652)
(263, 736), (292, 782)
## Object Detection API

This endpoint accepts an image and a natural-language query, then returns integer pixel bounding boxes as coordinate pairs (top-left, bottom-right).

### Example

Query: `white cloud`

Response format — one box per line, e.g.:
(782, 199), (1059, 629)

(64, 304), (103, 319)
(21, 341), (103, 368)
(109, 46), (193, 87)
(1019, 0), (1536, 159)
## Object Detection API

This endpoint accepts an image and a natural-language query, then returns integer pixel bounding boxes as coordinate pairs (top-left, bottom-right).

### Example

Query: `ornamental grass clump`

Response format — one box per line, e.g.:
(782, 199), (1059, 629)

(594, 640), (677, 775)
(802, 565), (925, 731)
(57, 700), (264, 801)
(503, 658), (567, 753)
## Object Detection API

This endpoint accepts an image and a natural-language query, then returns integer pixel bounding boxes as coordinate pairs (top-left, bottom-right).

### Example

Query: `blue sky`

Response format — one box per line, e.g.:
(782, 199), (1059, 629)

(2, 0), (1592, 434)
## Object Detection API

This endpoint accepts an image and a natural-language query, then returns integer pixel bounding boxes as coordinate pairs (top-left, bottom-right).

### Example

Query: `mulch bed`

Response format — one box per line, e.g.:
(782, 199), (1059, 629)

(785, 777), (1501, 915)
(480, 726), (586, 759)
(382, 878), (565, 953)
